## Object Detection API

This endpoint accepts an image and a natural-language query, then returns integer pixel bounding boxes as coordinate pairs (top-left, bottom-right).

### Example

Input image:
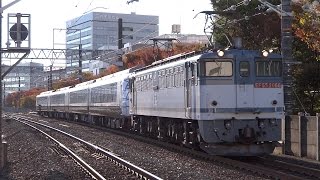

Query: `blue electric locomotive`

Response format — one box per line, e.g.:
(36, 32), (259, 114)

(36, 48), (284, 156)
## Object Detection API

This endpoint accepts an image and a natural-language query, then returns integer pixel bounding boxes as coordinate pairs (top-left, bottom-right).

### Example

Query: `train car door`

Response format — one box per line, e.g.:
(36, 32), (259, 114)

(152, 71), (159, 112)
(184, 62), (193, 118)
(236, 59), (254, 111)
(129, 77), (136, 114)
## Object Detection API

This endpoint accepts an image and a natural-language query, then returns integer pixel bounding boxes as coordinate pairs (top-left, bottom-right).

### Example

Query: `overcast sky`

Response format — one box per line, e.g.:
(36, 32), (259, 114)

(2, 0), (212, 49)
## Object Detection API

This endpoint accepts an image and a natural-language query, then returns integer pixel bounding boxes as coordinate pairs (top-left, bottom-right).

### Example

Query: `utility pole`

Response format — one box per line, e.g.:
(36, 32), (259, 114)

(0, 0), (3, 168)
(48, 65), (53, 90)
(118, 18), (123, 64)
(118, 18), (123, 49)
(0, 0), (3, 141)
(18, 76), (20, 109)
(78, 44), (82, 83)
(3, 82), (5, 107)
(281, 0), (294, 115)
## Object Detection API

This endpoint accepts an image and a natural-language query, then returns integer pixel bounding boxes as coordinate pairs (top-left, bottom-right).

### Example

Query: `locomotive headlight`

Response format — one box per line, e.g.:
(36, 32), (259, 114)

(224, 120), (232, 130)
(262, 50), (269, 57)
(271, 100), (278, 106)
(217, 50), (224, 57)
(258, 120), (265, 129)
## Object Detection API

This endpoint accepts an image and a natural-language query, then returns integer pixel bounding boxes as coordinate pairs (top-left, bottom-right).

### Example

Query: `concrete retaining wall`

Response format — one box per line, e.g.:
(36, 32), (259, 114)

(284, 113), (320, 161)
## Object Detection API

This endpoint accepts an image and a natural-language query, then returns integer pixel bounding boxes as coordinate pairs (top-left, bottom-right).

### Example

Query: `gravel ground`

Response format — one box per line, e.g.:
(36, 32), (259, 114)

(46, 130), (143, 179)
(24, 114), (269, 180)
(0, 118), (92, 180)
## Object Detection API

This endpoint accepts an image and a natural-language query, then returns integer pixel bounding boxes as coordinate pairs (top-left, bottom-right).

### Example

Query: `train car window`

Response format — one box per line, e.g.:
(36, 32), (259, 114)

(205, 61), (233, 77)
(142, 76), (145, 91)
(255, 60), (281, 77)
(166, 73), (170, 88)
(70, 89), (87, 104)
(190, 63), (195, 77)
(37, 97), (47, 105)
(240, 61), (250, 77)
(91, 83), (117, 103)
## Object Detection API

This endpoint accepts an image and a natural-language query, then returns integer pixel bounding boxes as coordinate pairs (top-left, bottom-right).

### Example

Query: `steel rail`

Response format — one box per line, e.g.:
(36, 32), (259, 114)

(12, 115), (162, 180)
(9, 113), (304, 180)
(258, 156), (320, 178)
(47, 116), (305, 180)
(14, 118), (106, 180)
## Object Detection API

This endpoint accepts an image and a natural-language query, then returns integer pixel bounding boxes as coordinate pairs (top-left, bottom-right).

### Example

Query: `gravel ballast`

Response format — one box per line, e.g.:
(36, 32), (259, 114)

(17, 114), (269, 180)
(0, 118), (92, 180)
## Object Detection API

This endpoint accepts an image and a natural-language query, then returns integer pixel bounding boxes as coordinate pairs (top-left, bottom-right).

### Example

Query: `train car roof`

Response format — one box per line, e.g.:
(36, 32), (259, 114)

(89, 66), (140, 88)
(36, 90), (54, 98)
(132, 48), (282, 76)
(133, 54), (201, 76)
(134, 51), (202, 73)
(198, 49), (282, 59)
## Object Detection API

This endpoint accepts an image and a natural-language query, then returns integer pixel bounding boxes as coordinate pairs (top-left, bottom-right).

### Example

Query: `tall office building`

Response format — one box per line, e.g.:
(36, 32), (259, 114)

(2, 62), (43, 94)
(66, 12), (159, 74)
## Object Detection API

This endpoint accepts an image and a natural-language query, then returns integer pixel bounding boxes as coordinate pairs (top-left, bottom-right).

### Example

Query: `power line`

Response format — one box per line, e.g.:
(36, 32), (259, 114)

(68, 0), (97, 29)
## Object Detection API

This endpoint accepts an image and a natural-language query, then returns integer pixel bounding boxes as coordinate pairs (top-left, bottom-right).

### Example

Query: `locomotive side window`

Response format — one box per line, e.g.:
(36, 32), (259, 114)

(255, 60), (281, 77)
(240, 61), (250, 77)
(205, 61), (233, 77)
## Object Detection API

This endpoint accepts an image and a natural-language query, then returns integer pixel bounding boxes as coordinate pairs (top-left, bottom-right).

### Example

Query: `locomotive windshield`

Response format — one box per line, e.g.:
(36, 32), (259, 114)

(203, 60), (233, 77)
(255, 59), (282, 77)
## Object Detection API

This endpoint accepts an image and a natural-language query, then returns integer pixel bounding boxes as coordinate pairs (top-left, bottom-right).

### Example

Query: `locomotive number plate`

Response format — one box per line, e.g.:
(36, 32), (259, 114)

(254, 82), (281, 88)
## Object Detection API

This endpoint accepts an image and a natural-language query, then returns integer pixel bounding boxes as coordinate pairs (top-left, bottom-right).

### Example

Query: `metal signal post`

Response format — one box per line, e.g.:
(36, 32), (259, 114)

(0, 0), (3, 167)
(0, 0), (26, 169)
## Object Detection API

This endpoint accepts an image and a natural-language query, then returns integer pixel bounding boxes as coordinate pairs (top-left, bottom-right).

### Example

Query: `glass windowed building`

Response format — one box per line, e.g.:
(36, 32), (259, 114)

(65, 12), (159, 74)
(2, 62), (44, 94)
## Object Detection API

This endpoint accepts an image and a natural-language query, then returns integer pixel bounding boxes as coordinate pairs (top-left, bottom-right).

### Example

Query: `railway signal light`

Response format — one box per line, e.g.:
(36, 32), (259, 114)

(7, 13), (31, 49)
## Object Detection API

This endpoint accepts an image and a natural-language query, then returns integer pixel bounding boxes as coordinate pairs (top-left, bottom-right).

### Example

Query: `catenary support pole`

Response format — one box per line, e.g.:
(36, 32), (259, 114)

(0, 0), (4, 169)
(281, 0), (294, 115)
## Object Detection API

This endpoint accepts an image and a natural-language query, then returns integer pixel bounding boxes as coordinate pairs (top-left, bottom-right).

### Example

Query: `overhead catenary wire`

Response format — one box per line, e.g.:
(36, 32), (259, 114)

(67, 0), (97, 30)
(94, 33), (198, 64)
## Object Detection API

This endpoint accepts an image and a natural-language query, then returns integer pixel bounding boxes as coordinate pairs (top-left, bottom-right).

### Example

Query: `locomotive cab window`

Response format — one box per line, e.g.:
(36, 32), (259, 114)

(240, 61), (250, 77)
(201, 60), (233, 77)
(255, 59), (281, 77)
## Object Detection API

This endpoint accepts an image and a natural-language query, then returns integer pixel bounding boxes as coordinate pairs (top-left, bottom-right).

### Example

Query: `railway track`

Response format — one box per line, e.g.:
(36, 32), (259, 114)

(11, 113), (316, 180)
(237, 155), (320, 180)
(4, 113), (162, 180)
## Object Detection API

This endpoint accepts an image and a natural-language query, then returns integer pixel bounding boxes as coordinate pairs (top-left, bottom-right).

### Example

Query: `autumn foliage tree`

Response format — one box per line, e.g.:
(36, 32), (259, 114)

(210, 0), (281, 50)
(210, 0), (320, 114)
(98, 65), (120, 77)
(123, 43), (205, 68)
(52, 72), (95, 90)
(292, 0), (320, 53)
(293, 62), (320, 114)
(5, 88), (46, 109)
